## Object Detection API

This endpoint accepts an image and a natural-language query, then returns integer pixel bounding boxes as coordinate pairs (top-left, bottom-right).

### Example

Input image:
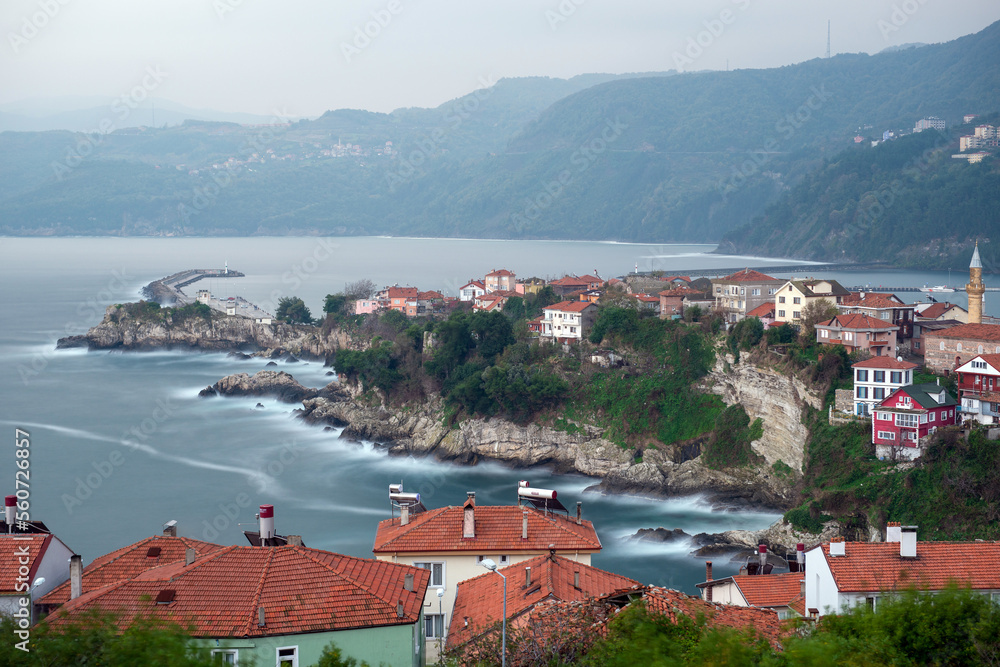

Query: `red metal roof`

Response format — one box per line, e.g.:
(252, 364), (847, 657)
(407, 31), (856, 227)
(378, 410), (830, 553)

(45, 545), (430, 637)
(446, 554), (638, 648)
(851, 357), (918, 370)
(930, 323), (1000, 342)
(0, 534), (51, 593)
(373, 505), (601, 554)
(820, 541), (1000, 592)
(39, 534), (225, 606)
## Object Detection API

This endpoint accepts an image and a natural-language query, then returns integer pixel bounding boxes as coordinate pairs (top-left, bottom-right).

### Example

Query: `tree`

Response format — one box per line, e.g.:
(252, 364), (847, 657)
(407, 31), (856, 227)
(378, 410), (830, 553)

(502, 296), (525, 321)
(589, 306), (640, 344)
(315, 641), (370, 667)
(344, 279), (376, 301)
(323, 293), (349, 315)
(276, 296), (312, 324)
(799, 298), (839, 343)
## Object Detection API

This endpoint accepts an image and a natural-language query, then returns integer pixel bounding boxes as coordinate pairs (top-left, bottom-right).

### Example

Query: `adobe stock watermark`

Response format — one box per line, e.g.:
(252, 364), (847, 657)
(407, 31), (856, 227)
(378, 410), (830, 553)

(340, 0), (406, 63)
(251, 237), (339, 318)
(716, 84), (834, 201)
(17, 268), (133, 385)
(878, 0), (930, 41)
(213, 0), (250, 20)
(545, 0), (587, 31)
(50, 66), (168, 180)
(511, 117), (628, 232)
(176, 108), (293, 224)
(385, 74), (498, 192)
(672, 0), (752, 73)
(8, 0), (72, 54)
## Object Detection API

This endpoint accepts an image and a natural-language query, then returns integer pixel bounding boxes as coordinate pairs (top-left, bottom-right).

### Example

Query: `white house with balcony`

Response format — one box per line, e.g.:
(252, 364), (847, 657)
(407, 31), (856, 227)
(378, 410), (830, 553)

(539, 301), (598, 342)
(850, 357), (918, 416)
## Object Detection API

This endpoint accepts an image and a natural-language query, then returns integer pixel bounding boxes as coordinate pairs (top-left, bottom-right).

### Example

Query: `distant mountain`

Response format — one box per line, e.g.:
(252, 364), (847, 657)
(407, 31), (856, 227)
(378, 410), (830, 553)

(1, 21), (999, 248)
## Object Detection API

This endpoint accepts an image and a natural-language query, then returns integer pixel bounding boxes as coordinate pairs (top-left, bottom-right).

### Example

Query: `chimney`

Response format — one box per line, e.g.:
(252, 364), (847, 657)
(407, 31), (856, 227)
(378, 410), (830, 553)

(576, 501), (582, 525)
(400, 504), (410, 526)
(573, 570), (580, 589)
(397, 601), (404, 618)
(163, 520), (177, 537)
(259, 505), (275, 542)
(522, 509), (528, 540)
(758, 545), (767, 573)
(70, 554), (83, 600)
(258, 607), (266, 627)
(287, 535), (303, 546)
(525, 567), (531, 587)
(185, 548), (196, 566)
(900, 526), (917, 558)
(404, 572), (414, 592)
(797, 543), (805, 573)
(463, 492), (475, 539)
(886, 522), (902, 543)
(830, 537), (846, 557)
(705, 561), (713, 601)
(5, 495), (15, 528)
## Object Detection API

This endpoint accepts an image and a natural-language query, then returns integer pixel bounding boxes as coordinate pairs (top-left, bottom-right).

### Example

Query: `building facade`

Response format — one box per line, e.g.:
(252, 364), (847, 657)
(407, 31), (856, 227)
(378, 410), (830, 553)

(772, 279), (849, 326)
(539, 301), (599, 342)
(954, 353), (1000, 424)
(851, 357), (918, 416)
(923, 323), (1000, 373)
(871, 383), (957, 458)
(712, 269), (784, 324)
(815, 314), (898, 357)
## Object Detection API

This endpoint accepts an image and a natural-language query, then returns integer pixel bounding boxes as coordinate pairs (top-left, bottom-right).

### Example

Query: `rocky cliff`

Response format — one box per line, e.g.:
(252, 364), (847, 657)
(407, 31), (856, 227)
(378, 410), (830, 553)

(702, 352), (823, 473)
(57, 304), (359, 359)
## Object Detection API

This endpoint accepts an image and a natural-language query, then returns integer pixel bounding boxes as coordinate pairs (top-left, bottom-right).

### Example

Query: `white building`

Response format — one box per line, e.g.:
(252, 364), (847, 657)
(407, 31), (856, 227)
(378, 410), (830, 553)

(458, 281), (486, 302)
(0, 532), (74, 622)
(851, 357), (918, 416)
(539, 301), (598, 342)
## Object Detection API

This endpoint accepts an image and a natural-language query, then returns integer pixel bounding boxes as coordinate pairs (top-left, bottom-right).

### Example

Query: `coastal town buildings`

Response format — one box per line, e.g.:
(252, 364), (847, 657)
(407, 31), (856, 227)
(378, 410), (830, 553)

(954, 354), (1000, 424)
(485, 269), (516, 293)
(549, 275), (604, 297)
(658, 286), (712, 320)
(538, 301), (599, 342)
(0, 520), (74, 621)
(696, 568), (805, 620)
(814, 313), (898, 357)
(923, 323), (1000, 373)
(911, 319), (965, 357)
(711, 269), (784, 324)
(459, 280), (487, 302)
(915, 301), (968, 323)
(851, 357), (918, 416)
(773, 279), (850, 325)
(870, 383), (957, 458)
(837, 292), (915, 340)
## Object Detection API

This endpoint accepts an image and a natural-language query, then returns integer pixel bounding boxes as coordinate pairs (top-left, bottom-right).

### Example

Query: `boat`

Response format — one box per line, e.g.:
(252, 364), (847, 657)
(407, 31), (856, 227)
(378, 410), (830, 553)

(920, 285), (956, 293)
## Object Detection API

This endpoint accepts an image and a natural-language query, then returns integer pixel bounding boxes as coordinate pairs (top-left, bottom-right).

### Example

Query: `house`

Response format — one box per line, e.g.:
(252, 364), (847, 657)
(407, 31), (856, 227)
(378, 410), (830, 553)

(539, 301), (599, 342)
(804, 528), (1000, 618)
(851, 357), (918, 416)
(745, 302), (777, 328)
(696, 566), (805, 620)
(838, 292), (915, 340)
(711, 269), (784, 324)
(516, 278), (546, 296)
(633, 293), (661, 314)
(871, 383), (957, 458)
(354, 299), (382, 315)
(911, 319), (965, 358)
(915, 301), (968, 323)
(773, 279), (850, 325)
(659, 286), (710, 320)
(459, 280), (486, 302)
(445, 553), (638, 652)
(386, 286), (419, 314)
(484, 269), (516, 293)
(417, 291), (444, 315)
(815, 314), (898, 357)
(549, 275), (604, 297)
(45, 543), (430, 667)
(372, 489), (602, 662)
(0, 506), (75, 623)
(923, 323), (1000, 374)
(954, 354), (1000, 424)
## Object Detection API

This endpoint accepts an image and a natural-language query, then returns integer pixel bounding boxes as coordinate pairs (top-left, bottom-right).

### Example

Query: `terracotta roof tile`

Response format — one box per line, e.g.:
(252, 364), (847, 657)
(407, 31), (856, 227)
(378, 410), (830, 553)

(486, 269), (515, 277)
(373, 505), (601, 554)
(387, 287), (419, 298)
(731, 573), (804, 608)
(818, 313), (897, 330)
(45, 545), (430, 637)
(852, 357), (919, 370)
(717, 269), (779, 283)
(840, 292), (907, 309)
(917, 303), (963, 319)
(930, 323), (1000, 341)
(0, 534), (52, 593)
(820, 541), (1000, 592)
(746, 302), (776, 318)
(446, 554), (638, 648)
(544, 301), (597, 314)
(39, 535), (225, 606)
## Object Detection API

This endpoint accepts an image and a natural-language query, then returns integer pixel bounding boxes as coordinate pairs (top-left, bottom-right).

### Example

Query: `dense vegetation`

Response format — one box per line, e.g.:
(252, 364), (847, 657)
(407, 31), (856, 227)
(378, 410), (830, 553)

(4, 21), (1000, 251)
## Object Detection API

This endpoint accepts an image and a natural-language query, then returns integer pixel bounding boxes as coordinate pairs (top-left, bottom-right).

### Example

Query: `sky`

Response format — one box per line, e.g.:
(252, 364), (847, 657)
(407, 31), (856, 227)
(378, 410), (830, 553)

(2, 0), (1000, 118)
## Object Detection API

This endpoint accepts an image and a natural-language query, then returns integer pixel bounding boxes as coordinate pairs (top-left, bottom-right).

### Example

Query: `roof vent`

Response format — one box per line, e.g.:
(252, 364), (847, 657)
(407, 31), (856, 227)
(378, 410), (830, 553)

(154, 589), (176, 604)
(404, 573), (414, 592)
(185, 548), (196, 566)
(146, 546), (162, 558)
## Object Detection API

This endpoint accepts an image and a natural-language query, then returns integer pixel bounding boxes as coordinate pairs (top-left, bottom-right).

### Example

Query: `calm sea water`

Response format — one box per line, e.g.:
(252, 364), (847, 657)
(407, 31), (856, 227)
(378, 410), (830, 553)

(0, 237), (986, 593)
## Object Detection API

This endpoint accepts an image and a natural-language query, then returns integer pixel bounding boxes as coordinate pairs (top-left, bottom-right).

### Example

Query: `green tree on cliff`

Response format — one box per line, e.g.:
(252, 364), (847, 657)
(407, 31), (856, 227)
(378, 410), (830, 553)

(276, 296), (313, 324)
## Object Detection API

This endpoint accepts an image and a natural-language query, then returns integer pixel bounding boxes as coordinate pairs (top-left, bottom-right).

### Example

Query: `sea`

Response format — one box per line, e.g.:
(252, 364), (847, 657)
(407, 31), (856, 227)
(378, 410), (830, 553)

(0, 236), (990, 594)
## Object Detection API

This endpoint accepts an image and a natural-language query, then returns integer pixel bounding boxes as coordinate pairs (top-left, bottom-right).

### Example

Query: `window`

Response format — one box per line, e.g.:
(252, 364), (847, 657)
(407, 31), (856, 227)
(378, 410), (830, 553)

(957, 343), (963, 352)
(856, 369), (868, 382)
(212, 650), (238, 665)
(896, 413), (918, 428)
(277, 647), (298, 667)
(793, 311), (801, 319)
(414, 562), (444, 588)
(819, 328), (827, 338)
(752, 288), (760, 296)
(878, 431), (896, 440)
(778, 310), (786, 318)
(881, 312), (891, 320)
(779, 296), (786, 304)
(890, 372), (902, 384)
(929, 412), (936, 422)
(920, 414), (928, 424)
(793, 297), (801, 305)
(940, 341), (946, 350)
(769, 288), (778, 295)
(980, 345), (985, 354)
(874, 388), (885, 400)
(500, 555), (509, 565)
(905, 371), (911, 383)
(873, 371), (885, 383)
(856, 387), (868, 398)
(425, 613), (446, 639)
(844, 332), (854, 342)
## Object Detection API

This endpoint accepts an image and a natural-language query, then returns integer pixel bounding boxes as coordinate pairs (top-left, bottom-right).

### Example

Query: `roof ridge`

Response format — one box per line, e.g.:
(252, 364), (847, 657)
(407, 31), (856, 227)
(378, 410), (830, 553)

(373, 505), (451, 551)
(291, 546), (412, 617)
(534, 510), (601, 548)
(242, 546), (275, 637)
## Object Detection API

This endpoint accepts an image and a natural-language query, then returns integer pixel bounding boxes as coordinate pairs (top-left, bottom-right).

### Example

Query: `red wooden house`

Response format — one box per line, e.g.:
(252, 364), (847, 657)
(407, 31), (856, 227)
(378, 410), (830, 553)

(871, 383), (957, 459)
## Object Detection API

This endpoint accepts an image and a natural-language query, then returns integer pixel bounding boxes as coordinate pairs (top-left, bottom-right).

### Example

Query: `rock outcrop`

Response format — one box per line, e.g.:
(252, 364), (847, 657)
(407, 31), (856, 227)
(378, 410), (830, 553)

(205, 371), (319, 403)
(702, 352), (823, 473)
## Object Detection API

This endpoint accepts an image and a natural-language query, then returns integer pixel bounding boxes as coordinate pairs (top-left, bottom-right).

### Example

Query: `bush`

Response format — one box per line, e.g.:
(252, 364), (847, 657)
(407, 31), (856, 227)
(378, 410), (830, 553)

(701, 404), (763, 469)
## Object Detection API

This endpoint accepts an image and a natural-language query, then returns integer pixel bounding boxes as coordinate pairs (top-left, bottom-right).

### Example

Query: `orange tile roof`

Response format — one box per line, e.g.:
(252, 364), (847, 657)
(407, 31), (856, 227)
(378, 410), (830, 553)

(45, 545), (430, 637)
(549, 276), (599, 287)
(462, 280), (486, 289)
(840, 292), (907, 308)
(930, 323), (1000, 342)
(447, 554), (638, 648)
(486, 269), (515, 277)
(718, 269), (779, 283)
(819, 314), (897, 330)
(39, 535), (225, 606)
(967, 353), (1000, 369)
(387, 286), (419, 298)
(418, 290), (443, 300)
(663, 276), (692, 283)
(918, 302), (963, 319)
(820, 541), (1000, 592)
(373, 505), (601, 554)
(746, 302), (776, 318)
(0, 534), (53, 593)
(852, 357), (918, 370)
(731, 573), (804, 608)
(544, 300), (597, 314)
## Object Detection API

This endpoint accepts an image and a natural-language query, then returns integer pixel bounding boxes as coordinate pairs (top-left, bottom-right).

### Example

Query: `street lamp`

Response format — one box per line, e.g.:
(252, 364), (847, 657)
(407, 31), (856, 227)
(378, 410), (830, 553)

(479, 558), (506, 667)
(436, 588), (445, 656)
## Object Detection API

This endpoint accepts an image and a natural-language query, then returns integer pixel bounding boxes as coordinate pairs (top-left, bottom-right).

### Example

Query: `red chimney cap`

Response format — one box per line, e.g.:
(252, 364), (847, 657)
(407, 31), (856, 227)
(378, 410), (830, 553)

(758, 544), (767, 553)
(796, 543), (805, 551)
(4, 496), (15, 507)
(259, 505), (274, 518)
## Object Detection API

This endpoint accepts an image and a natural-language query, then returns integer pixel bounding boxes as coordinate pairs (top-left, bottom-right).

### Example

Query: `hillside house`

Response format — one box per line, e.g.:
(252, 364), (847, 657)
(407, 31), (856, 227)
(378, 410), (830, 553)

(459, 281), (486, 302)
(911, 319), (965, 357)
(711, 269), (784, 324)
(745, 302), (777, 327)
(815, 314), (898, 357)
(659, 286), (711, 320)
(838, 292), (915, 340)
(915, 301), (969, 323)
(924, 323), (1000, 374)
(871, 383), (957, 458)
(0, 523), (74, 622)
(955, 353), (1000, 424)
(539, 301), (599, 342)
(696, 568), (805, 620)
(805, 529), (1000, 618)
(773, 279), (850, 325)
(484, 269), (516, 293)
(851, 357), (918, 416)
(549, 275), (604, 297)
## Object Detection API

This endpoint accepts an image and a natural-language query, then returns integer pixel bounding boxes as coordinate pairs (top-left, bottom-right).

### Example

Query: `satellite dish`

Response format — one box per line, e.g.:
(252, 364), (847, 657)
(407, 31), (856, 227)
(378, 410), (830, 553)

(897, 356), (903, 362)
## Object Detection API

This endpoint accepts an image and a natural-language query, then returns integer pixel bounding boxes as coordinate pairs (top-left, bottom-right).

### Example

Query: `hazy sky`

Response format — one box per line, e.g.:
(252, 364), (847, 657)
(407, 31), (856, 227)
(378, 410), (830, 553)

(2, 0), (999, 117)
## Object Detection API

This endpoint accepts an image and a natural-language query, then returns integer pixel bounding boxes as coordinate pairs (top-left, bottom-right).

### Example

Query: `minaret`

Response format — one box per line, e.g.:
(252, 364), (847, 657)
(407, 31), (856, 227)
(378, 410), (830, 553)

(967, 241), (985, 324)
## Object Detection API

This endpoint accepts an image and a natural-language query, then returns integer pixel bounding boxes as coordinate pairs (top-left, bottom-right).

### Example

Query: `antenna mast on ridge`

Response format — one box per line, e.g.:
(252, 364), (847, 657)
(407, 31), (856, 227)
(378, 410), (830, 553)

(826, 20), (831, 59)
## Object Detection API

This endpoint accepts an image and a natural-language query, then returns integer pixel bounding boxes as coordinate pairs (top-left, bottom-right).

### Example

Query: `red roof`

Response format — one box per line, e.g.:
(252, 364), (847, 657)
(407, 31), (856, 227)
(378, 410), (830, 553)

(387, 286), (419, 299)
(730, 572), (804, 608)
(851, 357), (918, 370)
(418, 290), (443, 300)
(746, 302), (776, 318)
(549, 276), (598, 287)
(663, 276), (692, 283)
(840, 292), (906, 308)
(461, 280), (486, 290)
(544, 301), (597, 314)
(658, 286), (701, 297)
(819, 541), (1000, 592)
(45, 545), (430, 637)
(918, 302), (963, 319)
(718, 269), (779, 283)
(818, 314), (896, 330)
(373, 505), (601, 554)
(0, 534), (54, 593)
(486, 269), (515, 277)
(446, 554), (638, 648)
(39, 534), (225, 606)
(930, 323), (1000, 342)
(963, 353), (1000, 370)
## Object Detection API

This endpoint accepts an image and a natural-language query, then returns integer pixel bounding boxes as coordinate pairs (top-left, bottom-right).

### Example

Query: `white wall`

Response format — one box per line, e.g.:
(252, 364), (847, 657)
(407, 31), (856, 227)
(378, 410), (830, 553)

(701, 580), (747, 606)
(804, 547), (842, 616)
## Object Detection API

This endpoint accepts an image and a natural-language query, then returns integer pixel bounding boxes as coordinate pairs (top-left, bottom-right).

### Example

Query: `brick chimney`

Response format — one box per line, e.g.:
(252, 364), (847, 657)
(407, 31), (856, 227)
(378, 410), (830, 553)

(886, 521), (902, 543)
(463, 492), (475, 539)
(70, 554), (83, 600)
(705, 561), (713, 601)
